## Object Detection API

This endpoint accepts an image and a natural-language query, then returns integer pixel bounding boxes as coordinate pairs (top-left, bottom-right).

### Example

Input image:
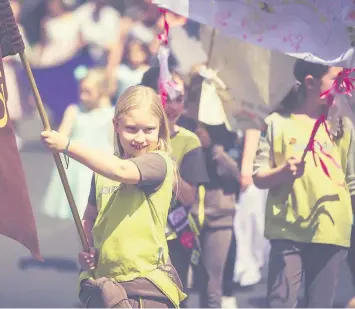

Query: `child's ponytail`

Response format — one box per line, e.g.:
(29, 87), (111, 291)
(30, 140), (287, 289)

(274, 82), (304, 115)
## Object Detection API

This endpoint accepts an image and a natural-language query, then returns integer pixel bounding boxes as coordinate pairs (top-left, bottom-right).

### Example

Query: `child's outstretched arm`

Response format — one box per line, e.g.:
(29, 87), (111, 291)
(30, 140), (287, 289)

(174, 175), (197, 206)
(252, 120), (304, 189)
(240, 129), (260, 190)
(41, 130), (142, 184)
(254, 157), (304, 189)
(212, 145), (239, 179)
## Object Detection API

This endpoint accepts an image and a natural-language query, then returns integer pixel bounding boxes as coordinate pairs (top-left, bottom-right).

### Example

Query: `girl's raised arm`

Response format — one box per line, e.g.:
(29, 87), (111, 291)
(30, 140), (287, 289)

(41, 130), (142, 184)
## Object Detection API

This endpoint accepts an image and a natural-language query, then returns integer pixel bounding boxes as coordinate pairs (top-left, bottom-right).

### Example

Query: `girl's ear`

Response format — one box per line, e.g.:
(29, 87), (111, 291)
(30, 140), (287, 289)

(157, 138), (161, 149)
(112, 118), (120, 135)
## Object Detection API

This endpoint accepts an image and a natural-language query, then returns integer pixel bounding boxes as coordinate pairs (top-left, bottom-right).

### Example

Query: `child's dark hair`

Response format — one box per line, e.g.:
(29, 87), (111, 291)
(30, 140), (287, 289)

(276, 59), (329, 114)
(122, 39), (150, 66)
(275, 59), (343, 139)
(140, 66), (184, 93)
(140, 67), (160, 92)
(200, 122), (236, 152)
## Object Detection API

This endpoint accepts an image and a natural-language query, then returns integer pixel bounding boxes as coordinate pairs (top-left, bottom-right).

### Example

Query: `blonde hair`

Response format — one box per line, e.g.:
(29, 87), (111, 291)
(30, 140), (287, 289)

(81, 67), (111, 96)
(113, 85), (172, 157)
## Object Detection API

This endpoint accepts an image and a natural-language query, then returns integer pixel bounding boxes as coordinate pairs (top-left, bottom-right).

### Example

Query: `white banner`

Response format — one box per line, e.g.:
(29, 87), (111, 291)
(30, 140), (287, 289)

(154, 0), (355, 67)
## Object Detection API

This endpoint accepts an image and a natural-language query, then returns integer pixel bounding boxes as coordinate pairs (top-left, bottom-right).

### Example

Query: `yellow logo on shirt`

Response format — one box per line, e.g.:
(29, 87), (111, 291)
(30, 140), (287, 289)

(289, 137), (297, 145)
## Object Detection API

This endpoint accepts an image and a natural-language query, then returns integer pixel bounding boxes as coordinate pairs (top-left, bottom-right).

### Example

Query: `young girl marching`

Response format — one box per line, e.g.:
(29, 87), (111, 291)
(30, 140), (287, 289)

(141, 67), (209, 307)
(253, 59), (355, 308)
(41, 85), (186, 308)
(42, 68), (114, 220)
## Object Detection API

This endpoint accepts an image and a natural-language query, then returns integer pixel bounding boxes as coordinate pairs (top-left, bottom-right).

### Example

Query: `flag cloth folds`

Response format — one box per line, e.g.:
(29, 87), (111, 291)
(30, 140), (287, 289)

(0, 0), (41, 260)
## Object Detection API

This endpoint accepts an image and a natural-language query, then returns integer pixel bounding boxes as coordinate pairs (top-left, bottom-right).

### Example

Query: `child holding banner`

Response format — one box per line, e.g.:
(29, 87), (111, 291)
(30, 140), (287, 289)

(41, 85), (186, 308)
(253, 59), (355, 308)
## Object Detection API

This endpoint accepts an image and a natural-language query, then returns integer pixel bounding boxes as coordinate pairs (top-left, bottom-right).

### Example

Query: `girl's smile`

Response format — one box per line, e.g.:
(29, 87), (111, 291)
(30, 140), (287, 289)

(131, 142), (148, 151)
(115, 109), (160, 158)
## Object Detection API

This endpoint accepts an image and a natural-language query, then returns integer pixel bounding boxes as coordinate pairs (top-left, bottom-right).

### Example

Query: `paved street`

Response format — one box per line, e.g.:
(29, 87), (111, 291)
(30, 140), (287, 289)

(0, 113), (355, 307)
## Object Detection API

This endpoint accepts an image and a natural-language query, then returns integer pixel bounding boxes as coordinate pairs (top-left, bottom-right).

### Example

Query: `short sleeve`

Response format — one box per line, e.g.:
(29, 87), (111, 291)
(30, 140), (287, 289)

(346, 129), (355, 196)
(87, 174), (97, 206)
(129, 153), (167, 191)
(179, 147), (209, 186)
(253, 121), (272, 175)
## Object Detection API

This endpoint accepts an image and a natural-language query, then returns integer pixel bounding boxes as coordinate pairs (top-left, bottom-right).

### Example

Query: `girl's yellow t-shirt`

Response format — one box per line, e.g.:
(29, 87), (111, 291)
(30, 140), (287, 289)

(79, 151), (186, 307)
(254, 113), (355, 247)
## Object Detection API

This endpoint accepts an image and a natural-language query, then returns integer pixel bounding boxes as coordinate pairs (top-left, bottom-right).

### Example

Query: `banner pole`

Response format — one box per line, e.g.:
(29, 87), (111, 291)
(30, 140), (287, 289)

(19, 52), (91, 256)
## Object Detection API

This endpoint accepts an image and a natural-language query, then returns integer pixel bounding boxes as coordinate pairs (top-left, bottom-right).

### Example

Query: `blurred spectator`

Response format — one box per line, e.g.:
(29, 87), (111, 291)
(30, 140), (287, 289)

(115, 39), (151, 97)
(75, 0), (121, 71)
(31, 0), (81, 67)
(41, 67), (114, 220)
(195, 122), (239, 308)
(233, 130), (269, 287)
(123, 0), (160, 45)
(233, 181), (269, 287)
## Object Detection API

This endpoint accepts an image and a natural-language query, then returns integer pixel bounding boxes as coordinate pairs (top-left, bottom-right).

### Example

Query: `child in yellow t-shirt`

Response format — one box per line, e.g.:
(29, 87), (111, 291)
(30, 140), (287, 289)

(253, 59), (355, 308)
(141, 67), (209, 308)
(41, 86), (186, 308)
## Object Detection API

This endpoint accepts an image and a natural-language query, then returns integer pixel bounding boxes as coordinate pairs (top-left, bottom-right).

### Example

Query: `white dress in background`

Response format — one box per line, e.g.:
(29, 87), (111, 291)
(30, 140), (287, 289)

(233, 184), (270, 286)
(33, 14), (81, 67)
(41, 104), (114, 220)
(74, 3), (120, 65)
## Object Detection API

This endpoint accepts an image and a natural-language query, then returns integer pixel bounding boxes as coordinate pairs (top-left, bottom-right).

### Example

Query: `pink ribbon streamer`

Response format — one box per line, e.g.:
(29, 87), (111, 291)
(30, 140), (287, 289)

(157, 8), (169, 45)
(157, 8), (170, 107)
(320, 68), (355, 105)
(303, 69), (355, 181)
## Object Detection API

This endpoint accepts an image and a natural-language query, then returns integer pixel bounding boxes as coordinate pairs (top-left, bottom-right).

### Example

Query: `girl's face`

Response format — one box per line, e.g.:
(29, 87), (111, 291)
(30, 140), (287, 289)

(128, 42), (148, 68)
(164, 77), (185, 124)
(115, 109), (160, 158)
(195, 123), (211, 148)
(305, 67), (343, 104)
(79, 78), (102, 109)
(319, 67), (343, 98)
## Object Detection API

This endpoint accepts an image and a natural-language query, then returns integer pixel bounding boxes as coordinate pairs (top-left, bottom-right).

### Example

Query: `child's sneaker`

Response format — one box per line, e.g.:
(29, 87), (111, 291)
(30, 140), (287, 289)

(221, 296), (238, 308)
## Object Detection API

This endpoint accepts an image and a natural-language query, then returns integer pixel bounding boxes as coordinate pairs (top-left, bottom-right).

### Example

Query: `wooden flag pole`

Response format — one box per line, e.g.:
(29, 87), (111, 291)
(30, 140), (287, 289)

(19, 52), (91, 255)
(207, 28), (216, 68)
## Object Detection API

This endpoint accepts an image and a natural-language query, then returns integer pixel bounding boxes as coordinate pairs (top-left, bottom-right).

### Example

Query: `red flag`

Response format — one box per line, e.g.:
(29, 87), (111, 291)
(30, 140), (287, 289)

(0, 0), (41, 261)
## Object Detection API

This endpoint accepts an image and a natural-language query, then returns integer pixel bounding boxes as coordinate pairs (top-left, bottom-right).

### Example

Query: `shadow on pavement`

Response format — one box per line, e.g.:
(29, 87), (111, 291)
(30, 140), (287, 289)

(18, 256), (79, 273)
